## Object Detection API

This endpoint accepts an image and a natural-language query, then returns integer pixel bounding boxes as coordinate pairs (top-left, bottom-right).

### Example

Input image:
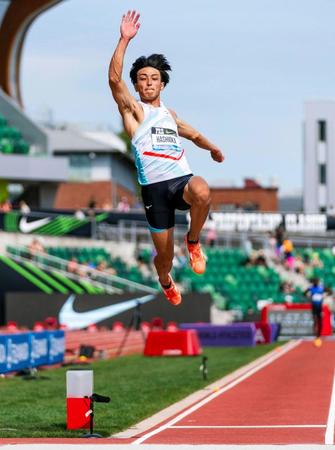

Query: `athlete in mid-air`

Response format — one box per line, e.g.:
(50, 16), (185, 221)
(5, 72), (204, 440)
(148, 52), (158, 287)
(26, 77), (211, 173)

(109, 10), (224, 306)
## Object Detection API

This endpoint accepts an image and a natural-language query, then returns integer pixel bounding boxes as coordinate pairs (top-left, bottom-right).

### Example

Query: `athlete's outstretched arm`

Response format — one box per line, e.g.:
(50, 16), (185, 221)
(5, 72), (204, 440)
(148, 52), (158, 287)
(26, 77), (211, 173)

(171, 111), (224, 163)
(108, 11), (140, 115)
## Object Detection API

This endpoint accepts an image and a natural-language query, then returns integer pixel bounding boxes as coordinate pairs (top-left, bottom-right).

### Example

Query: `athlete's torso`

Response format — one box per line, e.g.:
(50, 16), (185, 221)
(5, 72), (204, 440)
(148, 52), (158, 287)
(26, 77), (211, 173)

(309, 285), (324, 304)
(131, 101), (192, 185)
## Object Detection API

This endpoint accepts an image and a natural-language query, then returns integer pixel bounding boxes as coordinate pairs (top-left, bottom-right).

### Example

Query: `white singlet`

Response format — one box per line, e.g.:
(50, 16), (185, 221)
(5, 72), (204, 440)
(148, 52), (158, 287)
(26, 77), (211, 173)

(131, 101), (192, 185)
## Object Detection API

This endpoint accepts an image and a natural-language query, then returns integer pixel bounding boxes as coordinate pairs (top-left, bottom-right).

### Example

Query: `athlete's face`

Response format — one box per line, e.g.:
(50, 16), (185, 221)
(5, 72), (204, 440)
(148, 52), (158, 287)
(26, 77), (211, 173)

(135, 67), (164, 102)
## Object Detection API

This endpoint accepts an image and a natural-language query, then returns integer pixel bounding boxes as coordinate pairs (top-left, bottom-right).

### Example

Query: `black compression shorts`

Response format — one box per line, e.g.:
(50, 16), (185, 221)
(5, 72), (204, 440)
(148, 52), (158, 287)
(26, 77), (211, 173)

(312, 302), (323, 319)
(141, 174), (193, 232)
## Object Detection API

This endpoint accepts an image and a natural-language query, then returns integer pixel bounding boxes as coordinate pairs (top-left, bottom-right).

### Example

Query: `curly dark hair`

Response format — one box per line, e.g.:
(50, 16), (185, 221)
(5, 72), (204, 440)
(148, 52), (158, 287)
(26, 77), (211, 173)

(130, 54), (172, 86)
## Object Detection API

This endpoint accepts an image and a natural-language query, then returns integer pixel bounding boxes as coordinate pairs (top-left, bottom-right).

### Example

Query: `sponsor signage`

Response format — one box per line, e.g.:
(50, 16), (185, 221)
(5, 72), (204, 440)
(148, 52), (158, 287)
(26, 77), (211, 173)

(5, 293), (211, 329)
(261, 304), (332, 336)
(30, 332), (49, 367)
(48, 330), (66, 365)
(0, 335), (8, 373)
(58, 294), (155, 330)
(1, 210), (334, 237)
(0, 331), (65, 374)
(5, 333), (30, 373)
(206, 212), (329, 233)
(180, 323), (257, 347)
(284, 214), (327, 233)
(208, 213), (283, 233)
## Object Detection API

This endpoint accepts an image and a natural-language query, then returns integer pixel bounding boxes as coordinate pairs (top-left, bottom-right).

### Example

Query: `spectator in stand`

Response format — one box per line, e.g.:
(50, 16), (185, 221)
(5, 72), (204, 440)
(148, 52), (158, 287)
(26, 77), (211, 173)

(74, 207), (85, 220)
(19, 200), (30, 215)
(133, 197), (142, 210)
(282, 239), (294, 271)
(67, 257), (79, 274)
(244, 249), (267, 268)
(254, 250), (267, 267)
(243, 237), (253, 259)
(305, 277), (324, 347)
(87, 199), (96, 218)
(205, 213), (217, 247)
(117, 196), (130, 212)
(274, 223), (285, 259)
(96, 259), (117, 275)
(44, 316), (58, 330)
(102, 201), (112, 211)
(87, 260), (97, 271)
(28, 238), (45, 257)
(173, 246), (187, 269)
(280, 280), (295, 303)
(310, 252), (323, 269)
(0, 199), (12, 212)
(294, 254), (305, 275)
(266, 231), (277, 258)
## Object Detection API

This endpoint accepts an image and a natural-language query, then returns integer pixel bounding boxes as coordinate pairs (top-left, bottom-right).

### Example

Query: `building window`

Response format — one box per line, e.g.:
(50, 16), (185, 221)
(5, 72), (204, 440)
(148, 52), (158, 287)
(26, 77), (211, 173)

(69, 155), (91, 181)
(318, 120), (327, 142)
(319, 164), (326, 185)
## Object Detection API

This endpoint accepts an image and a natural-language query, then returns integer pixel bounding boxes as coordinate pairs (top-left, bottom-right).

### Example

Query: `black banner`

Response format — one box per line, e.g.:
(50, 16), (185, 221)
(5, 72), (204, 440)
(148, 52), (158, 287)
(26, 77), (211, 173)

(1, 210), (334, 237)
(5, 292), (211, 329)
(0, 210), (187, 237)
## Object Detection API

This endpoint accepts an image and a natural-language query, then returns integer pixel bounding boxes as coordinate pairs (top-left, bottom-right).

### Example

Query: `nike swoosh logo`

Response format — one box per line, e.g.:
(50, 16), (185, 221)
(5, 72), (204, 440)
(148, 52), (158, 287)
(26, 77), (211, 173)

(59, 294), (155, 330)
(19, 217), (52, 233)
(145, 205), (152, 209)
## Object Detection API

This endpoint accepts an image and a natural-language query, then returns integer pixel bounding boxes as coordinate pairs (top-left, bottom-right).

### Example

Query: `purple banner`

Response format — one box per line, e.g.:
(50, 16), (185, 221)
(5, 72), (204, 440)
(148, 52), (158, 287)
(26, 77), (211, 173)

(180, 323), (256, 347)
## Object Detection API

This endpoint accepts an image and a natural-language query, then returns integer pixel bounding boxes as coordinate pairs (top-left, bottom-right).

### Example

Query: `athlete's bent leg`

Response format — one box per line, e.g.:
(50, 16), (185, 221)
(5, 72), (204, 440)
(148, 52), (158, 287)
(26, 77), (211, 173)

(182, 176), (210, 274)
(151, 228), (181, 305)
(183, 176), (211, 242)
(151, 228), (174, 286)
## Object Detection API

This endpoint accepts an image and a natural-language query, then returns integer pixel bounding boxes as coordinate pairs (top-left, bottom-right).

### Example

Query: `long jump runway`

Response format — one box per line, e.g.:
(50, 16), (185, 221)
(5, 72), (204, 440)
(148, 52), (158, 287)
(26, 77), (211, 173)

(131, 339), (335, 445)
(1, 339), (335, 449)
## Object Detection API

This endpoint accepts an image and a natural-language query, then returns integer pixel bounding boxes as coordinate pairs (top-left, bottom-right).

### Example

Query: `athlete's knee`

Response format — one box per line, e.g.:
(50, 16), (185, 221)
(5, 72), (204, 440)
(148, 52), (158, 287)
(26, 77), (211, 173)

(188, 176), (211, 206)
(193, 187), (211, 206)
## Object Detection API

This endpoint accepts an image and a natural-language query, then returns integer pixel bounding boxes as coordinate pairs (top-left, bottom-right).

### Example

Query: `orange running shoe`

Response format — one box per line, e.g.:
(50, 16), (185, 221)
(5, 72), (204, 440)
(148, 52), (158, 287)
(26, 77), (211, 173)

(161, 276), (182, 306)
(185, 234), (206, 274)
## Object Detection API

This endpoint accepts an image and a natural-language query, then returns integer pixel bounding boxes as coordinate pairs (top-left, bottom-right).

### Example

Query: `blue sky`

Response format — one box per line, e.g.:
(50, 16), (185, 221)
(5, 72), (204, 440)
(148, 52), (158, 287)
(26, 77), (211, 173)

(21, 0), (335, 194)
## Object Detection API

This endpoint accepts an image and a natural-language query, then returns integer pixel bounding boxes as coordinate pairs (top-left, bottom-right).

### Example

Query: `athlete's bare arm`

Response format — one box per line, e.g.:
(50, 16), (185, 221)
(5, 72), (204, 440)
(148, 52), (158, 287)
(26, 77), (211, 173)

(169, 110), (224, 163)
(109, 10), (143, 137)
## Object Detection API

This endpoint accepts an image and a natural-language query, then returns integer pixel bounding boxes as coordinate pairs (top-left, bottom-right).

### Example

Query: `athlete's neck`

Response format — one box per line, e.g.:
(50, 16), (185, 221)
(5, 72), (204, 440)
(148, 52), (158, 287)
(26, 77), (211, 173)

(140, 98), (161, 108)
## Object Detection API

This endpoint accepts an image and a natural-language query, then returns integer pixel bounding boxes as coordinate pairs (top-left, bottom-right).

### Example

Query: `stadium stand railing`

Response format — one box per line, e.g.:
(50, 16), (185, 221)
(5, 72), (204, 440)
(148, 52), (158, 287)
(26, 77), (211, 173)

(6, 244), (324, 316)
(5, 246), (157, 295)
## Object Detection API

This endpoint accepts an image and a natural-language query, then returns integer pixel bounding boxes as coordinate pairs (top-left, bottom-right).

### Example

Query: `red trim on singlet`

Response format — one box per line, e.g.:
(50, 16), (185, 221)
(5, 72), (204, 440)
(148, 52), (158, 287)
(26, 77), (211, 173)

(143, 149), (185, 161)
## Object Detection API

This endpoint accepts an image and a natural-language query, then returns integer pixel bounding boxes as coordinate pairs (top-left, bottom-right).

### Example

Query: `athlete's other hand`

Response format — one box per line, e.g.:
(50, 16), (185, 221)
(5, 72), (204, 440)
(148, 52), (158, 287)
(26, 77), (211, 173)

(121, 10), (140, 40)
(210, 148), (224, 163)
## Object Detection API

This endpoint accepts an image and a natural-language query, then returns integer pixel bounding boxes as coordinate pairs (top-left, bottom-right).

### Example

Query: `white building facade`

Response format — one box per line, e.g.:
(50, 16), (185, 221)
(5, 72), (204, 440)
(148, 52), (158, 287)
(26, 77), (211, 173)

(304, 101), (335, 213)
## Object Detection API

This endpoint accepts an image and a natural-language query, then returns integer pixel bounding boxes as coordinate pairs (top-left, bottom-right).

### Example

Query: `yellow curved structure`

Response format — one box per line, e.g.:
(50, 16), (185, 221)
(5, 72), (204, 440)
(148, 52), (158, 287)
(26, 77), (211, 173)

(0, 0), (63, 107)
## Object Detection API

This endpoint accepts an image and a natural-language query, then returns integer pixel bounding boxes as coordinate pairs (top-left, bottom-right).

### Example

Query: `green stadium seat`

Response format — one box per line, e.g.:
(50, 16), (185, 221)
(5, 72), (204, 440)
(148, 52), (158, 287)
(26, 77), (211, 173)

(14, 139), (29, 154)
(0, 138), (14, 154)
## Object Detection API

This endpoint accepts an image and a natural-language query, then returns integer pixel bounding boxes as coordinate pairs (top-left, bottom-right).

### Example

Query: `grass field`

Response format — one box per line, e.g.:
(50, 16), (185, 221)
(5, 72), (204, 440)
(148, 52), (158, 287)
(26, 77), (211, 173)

(0, 343), (282, 438)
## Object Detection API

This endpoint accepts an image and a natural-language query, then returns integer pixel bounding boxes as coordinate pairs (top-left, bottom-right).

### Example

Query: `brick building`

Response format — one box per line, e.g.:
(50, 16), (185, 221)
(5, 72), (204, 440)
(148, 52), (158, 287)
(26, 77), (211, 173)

(210, 178), (278, 212)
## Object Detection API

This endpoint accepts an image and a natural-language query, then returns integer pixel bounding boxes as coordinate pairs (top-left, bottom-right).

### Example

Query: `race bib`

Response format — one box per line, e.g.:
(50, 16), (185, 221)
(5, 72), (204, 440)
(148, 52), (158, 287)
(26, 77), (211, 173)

(312, 293), (323, 302)
(151, 127), (181, 151)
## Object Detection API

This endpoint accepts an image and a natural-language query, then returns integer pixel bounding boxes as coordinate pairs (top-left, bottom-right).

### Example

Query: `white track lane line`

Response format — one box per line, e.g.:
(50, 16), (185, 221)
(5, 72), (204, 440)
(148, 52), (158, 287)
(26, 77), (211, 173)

(132, 339), (301, 445)
(325, 370), (335, 444)
(170, 425), (326, 429)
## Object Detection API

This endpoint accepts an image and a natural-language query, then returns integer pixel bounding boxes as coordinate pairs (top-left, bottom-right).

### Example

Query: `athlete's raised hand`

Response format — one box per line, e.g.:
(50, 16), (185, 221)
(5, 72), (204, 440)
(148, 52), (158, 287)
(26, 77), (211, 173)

(210, 148), (224, 163)
(120, 10), (140, 40)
